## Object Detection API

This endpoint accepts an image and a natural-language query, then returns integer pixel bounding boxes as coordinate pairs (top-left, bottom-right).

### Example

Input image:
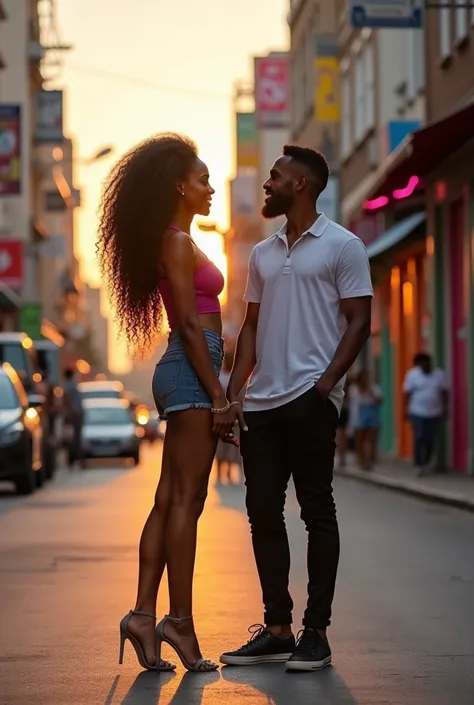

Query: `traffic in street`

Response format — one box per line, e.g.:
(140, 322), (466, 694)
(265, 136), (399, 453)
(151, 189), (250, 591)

(0, 443), (473, 705)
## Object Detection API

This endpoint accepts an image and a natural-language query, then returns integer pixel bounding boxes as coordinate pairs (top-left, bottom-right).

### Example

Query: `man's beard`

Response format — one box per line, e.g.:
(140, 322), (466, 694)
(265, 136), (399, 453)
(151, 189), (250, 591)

(261, 192), (293, 219)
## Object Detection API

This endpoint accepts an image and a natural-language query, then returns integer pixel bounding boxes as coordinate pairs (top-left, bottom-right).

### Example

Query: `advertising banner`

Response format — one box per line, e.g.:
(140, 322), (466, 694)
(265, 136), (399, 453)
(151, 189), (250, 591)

(0, 105), (21, 195)
(254, 55), (290, 128)
(20, 303), (42, 340)
(36, 90), (64, 143)
(0, 240), (23, 288)
(315, 57), (340, 123)
(236, 112), (258, 168)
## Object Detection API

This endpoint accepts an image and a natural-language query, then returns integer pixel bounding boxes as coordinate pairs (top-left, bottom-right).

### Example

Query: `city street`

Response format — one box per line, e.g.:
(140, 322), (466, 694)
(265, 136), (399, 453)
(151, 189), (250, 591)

(0, 444), (473, 705)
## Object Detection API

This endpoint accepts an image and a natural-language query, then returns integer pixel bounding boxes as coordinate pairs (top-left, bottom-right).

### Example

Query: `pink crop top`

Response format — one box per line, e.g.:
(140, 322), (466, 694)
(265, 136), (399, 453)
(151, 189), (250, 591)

(158, 228), (224, 329)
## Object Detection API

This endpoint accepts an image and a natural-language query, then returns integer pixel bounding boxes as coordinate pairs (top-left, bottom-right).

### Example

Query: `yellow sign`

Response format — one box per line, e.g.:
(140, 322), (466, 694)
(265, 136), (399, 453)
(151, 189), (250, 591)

(315, 57), (340, 123)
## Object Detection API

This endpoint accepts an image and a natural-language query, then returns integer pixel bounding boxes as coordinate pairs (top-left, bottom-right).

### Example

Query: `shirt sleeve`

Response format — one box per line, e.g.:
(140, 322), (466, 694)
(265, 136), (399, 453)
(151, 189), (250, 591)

(403, 370), (414, 393)
(243, 246), (262, 303)
(336, 238), (374, 300)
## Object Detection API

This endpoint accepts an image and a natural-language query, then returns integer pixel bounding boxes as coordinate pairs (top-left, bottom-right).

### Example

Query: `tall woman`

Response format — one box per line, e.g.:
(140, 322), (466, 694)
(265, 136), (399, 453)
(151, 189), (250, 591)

(97, 134), (243, 672)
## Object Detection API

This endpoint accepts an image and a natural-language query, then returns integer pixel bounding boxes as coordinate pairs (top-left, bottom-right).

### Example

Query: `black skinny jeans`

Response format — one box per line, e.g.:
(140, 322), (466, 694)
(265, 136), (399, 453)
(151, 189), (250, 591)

(240, 386), (340, 630)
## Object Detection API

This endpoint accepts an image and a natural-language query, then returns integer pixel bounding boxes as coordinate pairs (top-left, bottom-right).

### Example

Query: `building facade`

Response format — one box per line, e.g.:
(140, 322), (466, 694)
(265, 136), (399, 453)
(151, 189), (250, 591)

(337, 6), (428, 461)
(422, 6), (474, 473)
(337, 3), (474, 473)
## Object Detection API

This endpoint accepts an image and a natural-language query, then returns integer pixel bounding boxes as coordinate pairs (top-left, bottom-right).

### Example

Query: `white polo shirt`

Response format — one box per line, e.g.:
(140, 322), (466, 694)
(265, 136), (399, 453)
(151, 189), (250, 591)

(243, 213), (373, 413)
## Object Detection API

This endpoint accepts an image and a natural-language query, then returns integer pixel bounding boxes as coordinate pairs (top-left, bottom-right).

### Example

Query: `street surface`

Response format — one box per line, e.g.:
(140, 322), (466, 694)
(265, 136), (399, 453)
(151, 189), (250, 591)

(0, 444), (473, 705)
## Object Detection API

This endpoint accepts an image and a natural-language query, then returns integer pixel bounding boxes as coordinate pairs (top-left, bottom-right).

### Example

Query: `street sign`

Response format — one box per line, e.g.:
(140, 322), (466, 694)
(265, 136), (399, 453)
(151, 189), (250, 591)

(350, 1), (423, 28)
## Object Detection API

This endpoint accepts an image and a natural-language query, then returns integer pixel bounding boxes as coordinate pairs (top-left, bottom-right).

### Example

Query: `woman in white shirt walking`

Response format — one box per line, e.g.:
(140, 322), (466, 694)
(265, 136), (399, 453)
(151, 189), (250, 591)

(403, 353), (448, 476)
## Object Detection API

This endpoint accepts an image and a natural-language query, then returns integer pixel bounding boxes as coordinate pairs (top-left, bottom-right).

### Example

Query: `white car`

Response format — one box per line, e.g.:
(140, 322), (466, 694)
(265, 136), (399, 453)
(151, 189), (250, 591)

(78, 380), (124, 401)
(81, 399), (141, 465)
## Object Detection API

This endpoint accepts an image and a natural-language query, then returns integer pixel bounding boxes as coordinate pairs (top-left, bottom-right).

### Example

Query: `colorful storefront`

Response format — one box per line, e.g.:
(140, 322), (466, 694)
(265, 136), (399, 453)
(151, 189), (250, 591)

(367, 212), (429, 460)
(360, 103), (474, 473)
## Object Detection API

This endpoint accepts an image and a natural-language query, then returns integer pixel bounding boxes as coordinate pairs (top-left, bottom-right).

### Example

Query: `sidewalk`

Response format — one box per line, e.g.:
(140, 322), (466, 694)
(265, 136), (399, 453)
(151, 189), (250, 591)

(335, 458), (474, 512)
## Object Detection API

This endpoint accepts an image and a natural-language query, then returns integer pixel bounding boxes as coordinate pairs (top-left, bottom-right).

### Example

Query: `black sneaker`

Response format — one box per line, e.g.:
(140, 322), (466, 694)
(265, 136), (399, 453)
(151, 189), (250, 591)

(285, 628), (332, 672)
(220, 624), (296, 665)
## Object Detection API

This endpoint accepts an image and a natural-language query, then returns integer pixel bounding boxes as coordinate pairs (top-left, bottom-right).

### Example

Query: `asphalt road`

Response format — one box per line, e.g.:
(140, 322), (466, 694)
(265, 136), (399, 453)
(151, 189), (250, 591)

(0, 444), (473, 705)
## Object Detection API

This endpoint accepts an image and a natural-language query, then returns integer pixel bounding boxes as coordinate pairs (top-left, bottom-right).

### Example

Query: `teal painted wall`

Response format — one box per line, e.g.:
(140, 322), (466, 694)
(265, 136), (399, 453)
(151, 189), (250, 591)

(433, 205), (447, 470)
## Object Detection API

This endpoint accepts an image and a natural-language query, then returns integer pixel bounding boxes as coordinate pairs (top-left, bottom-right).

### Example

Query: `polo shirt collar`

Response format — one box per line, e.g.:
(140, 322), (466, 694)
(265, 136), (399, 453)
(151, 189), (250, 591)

(276, 212), (329, 240)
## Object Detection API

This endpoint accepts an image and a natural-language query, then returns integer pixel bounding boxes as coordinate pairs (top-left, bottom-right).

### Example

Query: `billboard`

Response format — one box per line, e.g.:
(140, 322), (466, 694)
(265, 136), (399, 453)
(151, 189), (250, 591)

(35, 90), (64, 143)
(350, 1), (423, 28)
(254, 55), (290, 128)
(0, 240), (23, 288)
(236, 112), (258, 168)
(0, 105), (21, 195)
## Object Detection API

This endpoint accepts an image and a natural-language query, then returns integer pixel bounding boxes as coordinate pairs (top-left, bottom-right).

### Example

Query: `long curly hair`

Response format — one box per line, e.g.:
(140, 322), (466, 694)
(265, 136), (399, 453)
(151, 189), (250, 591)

(97, 133), (198, 356)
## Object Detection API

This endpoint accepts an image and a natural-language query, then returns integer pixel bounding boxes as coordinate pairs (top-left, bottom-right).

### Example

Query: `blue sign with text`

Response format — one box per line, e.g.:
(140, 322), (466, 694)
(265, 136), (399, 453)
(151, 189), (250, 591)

(350, 1), (423, 29)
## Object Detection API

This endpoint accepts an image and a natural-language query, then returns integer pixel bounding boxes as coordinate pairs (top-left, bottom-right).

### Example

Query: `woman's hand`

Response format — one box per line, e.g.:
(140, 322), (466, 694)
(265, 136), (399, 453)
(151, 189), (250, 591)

(211, 400), (247, 446)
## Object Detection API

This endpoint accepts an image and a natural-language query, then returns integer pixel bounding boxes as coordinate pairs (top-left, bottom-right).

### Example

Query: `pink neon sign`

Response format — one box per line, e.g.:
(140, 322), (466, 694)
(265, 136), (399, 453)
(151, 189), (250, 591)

(363, 175), (421, 211)
(393, 175), (419, 200)
(363, 196), (389, 211)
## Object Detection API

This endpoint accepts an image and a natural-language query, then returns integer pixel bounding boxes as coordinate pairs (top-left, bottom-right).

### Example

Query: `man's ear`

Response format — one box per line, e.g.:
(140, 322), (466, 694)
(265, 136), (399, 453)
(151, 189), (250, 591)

(295, 174), (308, 193)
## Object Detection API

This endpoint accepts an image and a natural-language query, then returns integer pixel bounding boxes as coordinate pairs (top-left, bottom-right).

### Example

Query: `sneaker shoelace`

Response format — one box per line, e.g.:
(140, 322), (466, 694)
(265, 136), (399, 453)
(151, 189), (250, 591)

(240, 624), (269, 651)
(295, 629), (318, 655)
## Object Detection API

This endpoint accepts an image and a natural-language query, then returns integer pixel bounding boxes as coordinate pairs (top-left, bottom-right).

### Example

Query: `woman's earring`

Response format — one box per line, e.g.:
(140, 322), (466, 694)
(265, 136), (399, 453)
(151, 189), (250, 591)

(180, 190), (184, 196)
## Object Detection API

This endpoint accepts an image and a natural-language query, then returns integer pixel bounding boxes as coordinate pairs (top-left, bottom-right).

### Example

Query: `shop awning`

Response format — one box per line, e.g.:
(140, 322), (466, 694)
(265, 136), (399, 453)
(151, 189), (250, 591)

(0, 281), (21, 310)
(366, 102), (474, 202)
(366, 211), (425, 260)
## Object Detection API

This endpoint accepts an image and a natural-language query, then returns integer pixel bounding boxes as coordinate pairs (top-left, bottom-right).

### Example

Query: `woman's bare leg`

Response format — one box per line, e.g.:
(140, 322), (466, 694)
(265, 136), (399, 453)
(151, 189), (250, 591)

(127, 437), (172, 665)
(163, 409), (217, 665)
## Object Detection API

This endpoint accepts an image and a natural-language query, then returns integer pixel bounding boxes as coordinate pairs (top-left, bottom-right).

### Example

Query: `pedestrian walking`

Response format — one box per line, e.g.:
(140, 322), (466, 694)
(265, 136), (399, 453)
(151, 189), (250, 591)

(97, 133), (243, 673)
(352, 369), (382, 471)
(221, 145), (373, 671)
(62, 368), (85, 469)
(403, 352), (448, 476)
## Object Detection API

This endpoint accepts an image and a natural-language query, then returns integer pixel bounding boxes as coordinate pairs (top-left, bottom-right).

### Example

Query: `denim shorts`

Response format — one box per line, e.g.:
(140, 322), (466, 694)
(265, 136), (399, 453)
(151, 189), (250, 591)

(152, 329), (224, 420)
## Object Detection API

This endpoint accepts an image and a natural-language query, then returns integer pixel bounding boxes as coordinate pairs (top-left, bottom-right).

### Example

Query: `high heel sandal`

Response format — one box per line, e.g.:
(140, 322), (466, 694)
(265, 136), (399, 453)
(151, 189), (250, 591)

(156, 615), (219, 672)
(119, 610), (176, 672)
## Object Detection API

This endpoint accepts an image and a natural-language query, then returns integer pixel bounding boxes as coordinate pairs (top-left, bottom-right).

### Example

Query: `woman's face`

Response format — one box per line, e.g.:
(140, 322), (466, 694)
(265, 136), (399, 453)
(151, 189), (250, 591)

(180, 159), (215, 216)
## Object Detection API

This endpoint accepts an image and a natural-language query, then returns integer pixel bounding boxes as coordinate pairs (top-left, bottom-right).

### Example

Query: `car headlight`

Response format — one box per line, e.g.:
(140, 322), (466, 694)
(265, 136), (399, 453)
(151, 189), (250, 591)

(0, 421), (24, 446)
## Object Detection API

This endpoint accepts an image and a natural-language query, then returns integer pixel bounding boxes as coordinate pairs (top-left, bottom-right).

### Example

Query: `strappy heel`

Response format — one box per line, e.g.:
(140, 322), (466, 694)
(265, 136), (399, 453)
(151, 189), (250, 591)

(119, 610), (176, 672)
(155, 615), (219, 672)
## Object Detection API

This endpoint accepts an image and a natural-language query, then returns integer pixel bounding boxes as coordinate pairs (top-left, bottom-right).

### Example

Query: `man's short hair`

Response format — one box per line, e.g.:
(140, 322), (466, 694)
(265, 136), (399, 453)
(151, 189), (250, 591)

(283, 144), (329, 193)
(413, 352), (431, 366)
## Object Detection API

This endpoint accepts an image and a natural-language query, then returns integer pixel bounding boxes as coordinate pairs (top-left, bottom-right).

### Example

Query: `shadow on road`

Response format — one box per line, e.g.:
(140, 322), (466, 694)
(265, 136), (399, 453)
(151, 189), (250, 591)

(118, 670), (219, 704)
(221, 664), (358, 704)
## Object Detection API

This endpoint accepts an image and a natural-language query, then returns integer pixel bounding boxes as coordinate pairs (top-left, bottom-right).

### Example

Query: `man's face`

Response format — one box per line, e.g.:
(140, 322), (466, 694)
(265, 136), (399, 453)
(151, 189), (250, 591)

(261, 157), (296, 219)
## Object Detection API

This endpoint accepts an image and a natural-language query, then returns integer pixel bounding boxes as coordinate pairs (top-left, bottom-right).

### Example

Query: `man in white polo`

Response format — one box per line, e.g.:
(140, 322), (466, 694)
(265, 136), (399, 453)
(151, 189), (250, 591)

(221, 145), (373, 672)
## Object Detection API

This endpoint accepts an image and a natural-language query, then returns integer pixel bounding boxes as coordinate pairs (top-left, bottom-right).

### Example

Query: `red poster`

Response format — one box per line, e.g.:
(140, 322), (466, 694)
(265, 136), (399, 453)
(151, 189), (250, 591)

(0, 240), (23, 288)
(254, 56), (290, 128)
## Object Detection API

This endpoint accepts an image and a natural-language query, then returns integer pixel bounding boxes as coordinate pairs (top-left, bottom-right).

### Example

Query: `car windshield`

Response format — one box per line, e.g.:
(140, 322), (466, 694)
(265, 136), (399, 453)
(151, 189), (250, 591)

(81, 390), (121, 399)
(84, 407), (131, 425)
(0, 375), (19, 410)
(0, 343), (27, 374)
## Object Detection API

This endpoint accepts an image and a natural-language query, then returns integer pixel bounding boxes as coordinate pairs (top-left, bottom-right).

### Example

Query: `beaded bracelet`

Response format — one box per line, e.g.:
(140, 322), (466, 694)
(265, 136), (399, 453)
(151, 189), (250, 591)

(211, 402), (231, 414)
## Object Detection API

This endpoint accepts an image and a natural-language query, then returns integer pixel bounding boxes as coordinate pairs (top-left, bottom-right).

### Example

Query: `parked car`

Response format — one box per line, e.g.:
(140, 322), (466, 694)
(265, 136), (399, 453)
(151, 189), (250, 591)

(81, 398), (142, 465)
(0, 363), (44, 495)
(78, 380), (124, 401)
(143, 410), (166, 442)
(0, 331), (40, 393)
(0, 333), (57, 480)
